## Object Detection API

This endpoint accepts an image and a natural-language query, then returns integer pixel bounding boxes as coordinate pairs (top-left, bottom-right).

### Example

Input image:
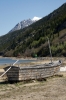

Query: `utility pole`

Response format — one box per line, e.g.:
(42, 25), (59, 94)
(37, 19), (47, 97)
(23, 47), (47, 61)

(47, 37), (52, 63)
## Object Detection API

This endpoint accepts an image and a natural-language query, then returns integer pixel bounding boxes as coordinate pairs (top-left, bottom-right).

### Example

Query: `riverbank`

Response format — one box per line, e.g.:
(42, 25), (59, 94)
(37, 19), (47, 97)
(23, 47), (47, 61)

(0, 57), (66, 71)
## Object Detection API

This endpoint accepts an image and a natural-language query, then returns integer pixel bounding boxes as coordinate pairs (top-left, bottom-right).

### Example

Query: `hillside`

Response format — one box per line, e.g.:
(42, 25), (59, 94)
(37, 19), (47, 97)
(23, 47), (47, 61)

(0, 3), (66, 57)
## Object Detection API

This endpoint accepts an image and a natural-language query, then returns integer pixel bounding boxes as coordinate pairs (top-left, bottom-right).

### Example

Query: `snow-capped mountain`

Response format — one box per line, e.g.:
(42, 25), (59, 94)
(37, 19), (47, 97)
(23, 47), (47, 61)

(9, 17), (41, 33)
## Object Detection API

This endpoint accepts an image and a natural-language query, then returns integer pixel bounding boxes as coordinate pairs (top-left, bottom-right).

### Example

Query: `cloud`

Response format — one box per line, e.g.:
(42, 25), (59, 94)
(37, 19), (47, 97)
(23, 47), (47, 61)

(32, 16), (41, 21)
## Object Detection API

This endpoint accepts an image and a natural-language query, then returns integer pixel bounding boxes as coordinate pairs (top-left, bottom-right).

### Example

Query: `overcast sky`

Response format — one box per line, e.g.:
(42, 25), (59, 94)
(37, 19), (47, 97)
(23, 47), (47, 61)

(0, 0), (66, 36)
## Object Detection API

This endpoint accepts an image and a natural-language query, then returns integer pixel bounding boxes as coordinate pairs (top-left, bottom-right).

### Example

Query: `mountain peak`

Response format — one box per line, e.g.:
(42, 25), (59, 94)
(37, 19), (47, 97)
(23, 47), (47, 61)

(9, 17), (41, 33)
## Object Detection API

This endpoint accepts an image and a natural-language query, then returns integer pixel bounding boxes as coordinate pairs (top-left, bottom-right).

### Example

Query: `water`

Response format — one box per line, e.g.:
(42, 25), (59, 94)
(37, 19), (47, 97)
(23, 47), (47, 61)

(0, 57), (36, 65)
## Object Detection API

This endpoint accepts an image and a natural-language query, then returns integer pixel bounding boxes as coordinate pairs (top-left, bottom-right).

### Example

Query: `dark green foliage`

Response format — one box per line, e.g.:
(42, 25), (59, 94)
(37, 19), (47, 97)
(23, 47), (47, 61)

(37, 46), (49, 57)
